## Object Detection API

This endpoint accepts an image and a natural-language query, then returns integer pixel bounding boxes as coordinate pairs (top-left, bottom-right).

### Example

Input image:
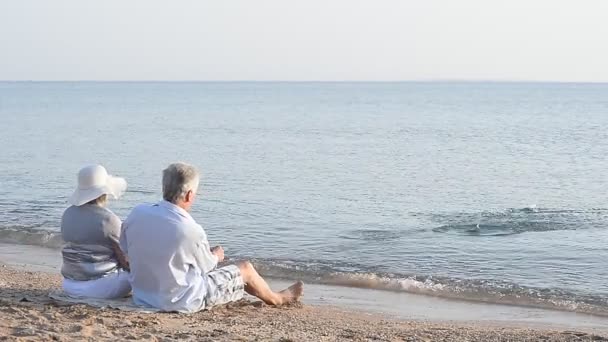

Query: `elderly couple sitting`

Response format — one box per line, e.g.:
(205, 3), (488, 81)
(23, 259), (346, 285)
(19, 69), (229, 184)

(60, 162), (303, 313)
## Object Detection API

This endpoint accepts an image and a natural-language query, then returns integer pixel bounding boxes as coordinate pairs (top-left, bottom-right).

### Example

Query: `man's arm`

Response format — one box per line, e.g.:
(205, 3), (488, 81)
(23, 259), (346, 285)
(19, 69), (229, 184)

(190, 225), (221, 273)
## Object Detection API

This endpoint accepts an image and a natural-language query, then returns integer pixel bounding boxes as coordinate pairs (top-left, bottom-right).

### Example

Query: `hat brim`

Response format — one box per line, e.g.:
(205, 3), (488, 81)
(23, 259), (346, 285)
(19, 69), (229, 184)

(68, 175), (127, 206)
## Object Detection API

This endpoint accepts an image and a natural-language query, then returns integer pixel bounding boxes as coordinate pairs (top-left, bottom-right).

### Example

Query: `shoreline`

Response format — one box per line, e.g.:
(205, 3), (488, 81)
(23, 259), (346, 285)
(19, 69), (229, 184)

(1, 244), (608, 340)
(3, 225), (608, 318)
(1, 265), (607, 341)
(2, 243), (608, 328)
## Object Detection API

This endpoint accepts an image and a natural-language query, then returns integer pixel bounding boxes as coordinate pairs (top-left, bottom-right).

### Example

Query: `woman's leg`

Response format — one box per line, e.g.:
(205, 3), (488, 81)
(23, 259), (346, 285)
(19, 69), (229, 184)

(63, 271), (131, 299)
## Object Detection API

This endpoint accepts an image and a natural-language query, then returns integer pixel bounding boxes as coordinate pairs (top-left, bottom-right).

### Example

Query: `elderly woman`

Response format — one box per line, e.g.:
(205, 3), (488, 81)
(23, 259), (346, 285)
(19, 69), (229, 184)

(60, 165), (131, 299)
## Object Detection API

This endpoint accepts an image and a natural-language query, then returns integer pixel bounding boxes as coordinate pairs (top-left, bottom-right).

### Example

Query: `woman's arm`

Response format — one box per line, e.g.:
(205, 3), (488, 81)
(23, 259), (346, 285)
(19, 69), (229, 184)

(105, 212), (130, 271)
(111, 240), (130, 271)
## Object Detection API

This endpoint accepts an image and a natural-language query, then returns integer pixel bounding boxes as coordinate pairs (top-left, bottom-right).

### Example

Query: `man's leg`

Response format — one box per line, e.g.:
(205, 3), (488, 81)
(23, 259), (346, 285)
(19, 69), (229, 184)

(238, 261), (303, 305)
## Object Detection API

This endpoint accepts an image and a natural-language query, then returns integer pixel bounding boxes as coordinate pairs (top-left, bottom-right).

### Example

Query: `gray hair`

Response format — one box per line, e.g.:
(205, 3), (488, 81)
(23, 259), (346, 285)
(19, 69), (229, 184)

(87, 194), (107, 206)
(162, 162), (200, 203)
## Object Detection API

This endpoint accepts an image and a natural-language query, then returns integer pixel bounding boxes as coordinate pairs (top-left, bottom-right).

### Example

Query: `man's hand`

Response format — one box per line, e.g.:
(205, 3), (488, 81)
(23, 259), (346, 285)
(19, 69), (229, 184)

(211, 246), (225, 262)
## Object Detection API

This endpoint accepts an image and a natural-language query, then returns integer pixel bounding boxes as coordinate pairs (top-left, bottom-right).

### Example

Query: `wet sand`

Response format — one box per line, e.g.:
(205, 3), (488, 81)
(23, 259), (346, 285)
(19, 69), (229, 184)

(1, 264), (607, 341)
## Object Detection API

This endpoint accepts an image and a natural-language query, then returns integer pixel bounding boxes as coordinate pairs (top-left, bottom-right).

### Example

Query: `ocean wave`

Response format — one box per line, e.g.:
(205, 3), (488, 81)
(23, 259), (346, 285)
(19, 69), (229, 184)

(0, 226), (63, 249)
(248, 258), (608, 317)
(2, 209), (608, 317)
(126, 189), (157, 195)
(338, 229), (403, 241)
(430, 207), (608, 236)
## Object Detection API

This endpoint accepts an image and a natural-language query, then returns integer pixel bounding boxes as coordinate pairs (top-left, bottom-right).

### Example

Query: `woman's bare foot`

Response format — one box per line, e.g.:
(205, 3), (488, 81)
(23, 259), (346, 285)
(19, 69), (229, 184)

(278, 281), (304, 304)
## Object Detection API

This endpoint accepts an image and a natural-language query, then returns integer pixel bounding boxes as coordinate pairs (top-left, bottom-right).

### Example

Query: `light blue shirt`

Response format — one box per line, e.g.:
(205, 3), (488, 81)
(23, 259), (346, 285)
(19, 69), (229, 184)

(120, 200), (218, 313)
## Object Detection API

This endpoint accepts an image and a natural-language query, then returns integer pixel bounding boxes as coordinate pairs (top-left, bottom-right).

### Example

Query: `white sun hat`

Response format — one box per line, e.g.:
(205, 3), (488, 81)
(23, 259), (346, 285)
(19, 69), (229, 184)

(68, 165), (127, 206)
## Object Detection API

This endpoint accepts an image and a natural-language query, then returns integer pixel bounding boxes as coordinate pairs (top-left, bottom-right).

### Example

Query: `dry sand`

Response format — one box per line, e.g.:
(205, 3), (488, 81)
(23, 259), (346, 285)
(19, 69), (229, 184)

(0, 265), (607, 341)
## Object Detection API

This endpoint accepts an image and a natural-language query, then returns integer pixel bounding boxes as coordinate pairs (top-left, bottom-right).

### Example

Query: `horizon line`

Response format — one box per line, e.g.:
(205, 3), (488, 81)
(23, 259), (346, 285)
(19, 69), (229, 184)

(1, 79), (608, 84)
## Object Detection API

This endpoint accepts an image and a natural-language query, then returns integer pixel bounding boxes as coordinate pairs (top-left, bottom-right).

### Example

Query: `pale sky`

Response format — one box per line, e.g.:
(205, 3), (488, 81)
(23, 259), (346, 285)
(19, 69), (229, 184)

(1, 0), (607, 81)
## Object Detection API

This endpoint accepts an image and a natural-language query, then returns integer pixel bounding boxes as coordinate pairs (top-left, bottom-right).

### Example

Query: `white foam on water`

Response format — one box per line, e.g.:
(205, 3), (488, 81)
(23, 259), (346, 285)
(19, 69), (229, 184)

(3, 242), (606, 333)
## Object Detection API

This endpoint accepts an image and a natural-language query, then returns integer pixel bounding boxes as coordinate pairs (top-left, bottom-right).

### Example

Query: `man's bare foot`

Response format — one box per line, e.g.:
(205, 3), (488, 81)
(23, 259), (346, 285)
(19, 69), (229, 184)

(278, 281), (304, 304)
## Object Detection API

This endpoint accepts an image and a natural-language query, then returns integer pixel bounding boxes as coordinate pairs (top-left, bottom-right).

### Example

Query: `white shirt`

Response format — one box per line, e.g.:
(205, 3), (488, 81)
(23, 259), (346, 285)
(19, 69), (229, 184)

(120, 200), (218, 312)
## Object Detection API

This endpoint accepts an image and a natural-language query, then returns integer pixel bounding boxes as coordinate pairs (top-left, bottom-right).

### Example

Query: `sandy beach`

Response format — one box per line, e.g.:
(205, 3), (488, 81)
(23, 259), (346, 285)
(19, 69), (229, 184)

(0, 264), (606, 341)
(3, 0), (608, 340)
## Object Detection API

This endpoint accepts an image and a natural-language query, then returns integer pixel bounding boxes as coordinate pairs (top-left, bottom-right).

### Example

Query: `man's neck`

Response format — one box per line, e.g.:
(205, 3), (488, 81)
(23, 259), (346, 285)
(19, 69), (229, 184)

(172, 200), (190, 212)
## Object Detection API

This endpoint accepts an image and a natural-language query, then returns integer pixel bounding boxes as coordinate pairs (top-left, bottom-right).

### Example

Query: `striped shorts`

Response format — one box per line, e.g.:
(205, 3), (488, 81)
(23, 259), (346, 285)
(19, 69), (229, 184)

(203, 265), (245, 310)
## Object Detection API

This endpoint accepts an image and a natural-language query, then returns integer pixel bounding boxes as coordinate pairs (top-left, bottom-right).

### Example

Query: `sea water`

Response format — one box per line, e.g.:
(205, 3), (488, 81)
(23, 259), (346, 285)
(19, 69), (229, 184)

(0, 81), (607, 315)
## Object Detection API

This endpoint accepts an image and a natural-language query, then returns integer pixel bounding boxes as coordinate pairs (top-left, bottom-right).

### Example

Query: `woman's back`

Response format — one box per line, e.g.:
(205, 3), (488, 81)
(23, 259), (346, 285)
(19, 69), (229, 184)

(61, 203), (122, 281)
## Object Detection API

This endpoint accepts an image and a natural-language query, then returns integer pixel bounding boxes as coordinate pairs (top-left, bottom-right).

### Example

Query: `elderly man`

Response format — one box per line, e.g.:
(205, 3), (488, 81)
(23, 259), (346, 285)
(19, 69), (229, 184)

(120, 162), (303, 313)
